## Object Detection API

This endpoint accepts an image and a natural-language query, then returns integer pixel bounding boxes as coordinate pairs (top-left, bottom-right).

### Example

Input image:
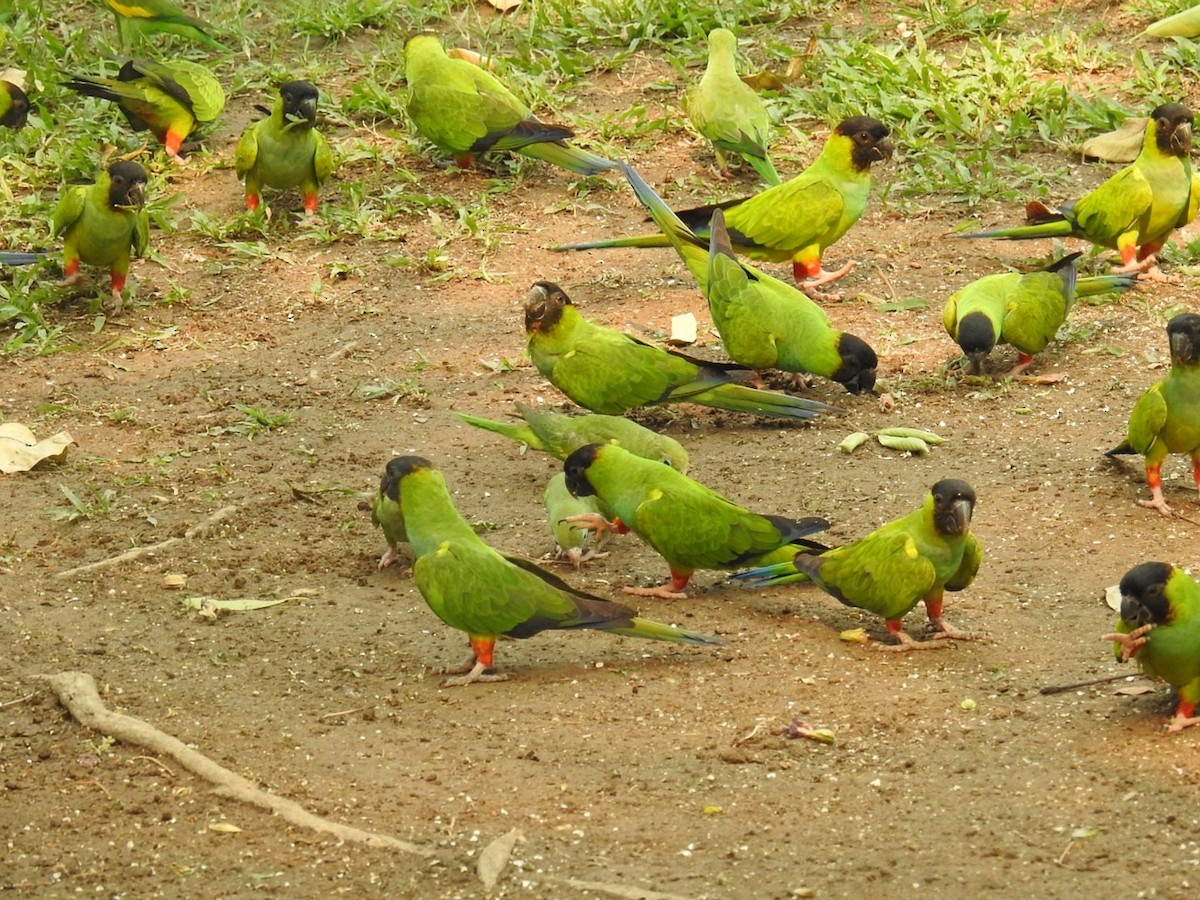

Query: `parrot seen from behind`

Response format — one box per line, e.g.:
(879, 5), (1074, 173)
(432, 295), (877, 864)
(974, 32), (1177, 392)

(103, 0), (229, 51)
(1, 79), (30, 129)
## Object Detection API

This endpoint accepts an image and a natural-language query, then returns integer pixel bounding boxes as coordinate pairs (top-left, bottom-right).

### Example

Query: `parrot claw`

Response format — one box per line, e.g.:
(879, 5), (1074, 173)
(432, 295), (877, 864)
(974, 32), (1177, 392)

(438, 658), (509, 687)
(1104, 624), (1153, 662)
(872, 636), (950, 652)
(555, 548), (609, 569)
(563, 513), (620, 536)
(378, 545), (404, 571)
(1165, 714), (1200, 734)
(1138, 491), (1175, 517)
(623, 585), (689, 601)
(929, 617), (987, 643)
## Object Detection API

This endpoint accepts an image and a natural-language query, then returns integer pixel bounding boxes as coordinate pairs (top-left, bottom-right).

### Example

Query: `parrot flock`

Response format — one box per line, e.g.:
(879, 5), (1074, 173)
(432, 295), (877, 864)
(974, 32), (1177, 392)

(4, 6), (1200, 732)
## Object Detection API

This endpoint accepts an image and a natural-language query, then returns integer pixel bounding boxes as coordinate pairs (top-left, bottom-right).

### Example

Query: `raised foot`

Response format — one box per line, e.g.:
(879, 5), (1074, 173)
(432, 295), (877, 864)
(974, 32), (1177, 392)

(623, 585), (688, 601)
(563, 512), (621, 536)
(1103, 623), (1153, 662)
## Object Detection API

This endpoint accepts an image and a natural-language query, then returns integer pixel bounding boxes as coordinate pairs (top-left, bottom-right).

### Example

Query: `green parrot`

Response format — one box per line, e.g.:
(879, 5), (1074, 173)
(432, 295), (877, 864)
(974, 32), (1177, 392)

(942, 252), (1137, 375)
(1105, 313), (1200, 516)
(732, 479), (984, 650)
(554, 116), (893, 292)
(962, 104), (1198, 275)
(404, 34), (616, 176)
(1143, 5), (1200, 37)
(236, 81), (334, 216)
(103, 0), (229, 51)
(1104, 561), (1200, 733)
(618, 162), (877, 393)
(562, 442), (829, 599)
(371, 457), (410, 571)
(683, 28), (780, 186)
(457, 401), (689, 472)
(524, 281), (838, 420)
(543, 472), (608, 568)
(52, 160), (149, 312)
(63, 58), (225, 161)
(1, 79), (30, 129)
(389, 455), (721, 686)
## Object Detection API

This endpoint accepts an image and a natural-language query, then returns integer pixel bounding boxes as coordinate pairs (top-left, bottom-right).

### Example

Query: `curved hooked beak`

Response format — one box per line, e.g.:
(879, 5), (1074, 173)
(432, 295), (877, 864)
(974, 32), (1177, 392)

(948, 497), (973, 535)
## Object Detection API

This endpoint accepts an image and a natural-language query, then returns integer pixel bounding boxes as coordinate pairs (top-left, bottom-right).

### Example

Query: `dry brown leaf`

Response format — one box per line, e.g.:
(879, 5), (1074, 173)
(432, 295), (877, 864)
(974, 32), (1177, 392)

(0, 422), (75, 474)
(477, 828), (522, 889)
(486, 0), (522, 14)
(1114, 685), (1156, 696)
(667, 312), (697, 346)
(1081, 118), (1148, 164)
(446, 47), (497, 69)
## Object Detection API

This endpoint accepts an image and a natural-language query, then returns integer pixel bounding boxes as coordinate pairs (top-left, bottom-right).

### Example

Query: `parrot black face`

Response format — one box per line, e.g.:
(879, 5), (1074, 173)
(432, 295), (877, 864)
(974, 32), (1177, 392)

(929, 479), (975, 537)
(524, 281), (570, 334)
(1118, 561), (1174, 629)
(380, 456), (421, 502)
(1150, 102), (1193, 157)
(107, 160), (148, 209)
(280, 80), (320, 127)
(563, 443), (603, 498)
(1166, 312), (1200, 365)
(1, 81), (30, 130)
(837, 116), (894, 170)
(956, 311), (997, 373)
(831, 333), (878, 394)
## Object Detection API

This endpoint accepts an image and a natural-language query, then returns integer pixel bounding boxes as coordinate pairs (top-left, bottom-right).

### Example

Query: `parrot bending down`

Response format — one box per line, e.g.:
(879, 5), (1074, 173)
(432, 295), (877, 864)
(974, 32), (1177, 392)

(63, 58), (225, 161)
(942, 252), (1136, 375)
(235, 80), (334, 215)
(458, 401), (689, 472)
(404, 35), (616, 176)
(523, 281), (837, 420)
(104, 0), (229, 51)
(683, 28), (780, 186)
(961, 104), (1199, 275)
(371, 457), (410, 571)
(388, 455), (721, 686)
(543, 472), (609, 568)
(553, 115), (893, 292)
(1105, 313), (1200, 516)
(732, 479), (984, 650)
(53, 160), (149, 311)
(618, 162), (877, 393)
(1, 79), (30, 129)
(1104, 562), (1200, 733)
(562, 442), (829, 599)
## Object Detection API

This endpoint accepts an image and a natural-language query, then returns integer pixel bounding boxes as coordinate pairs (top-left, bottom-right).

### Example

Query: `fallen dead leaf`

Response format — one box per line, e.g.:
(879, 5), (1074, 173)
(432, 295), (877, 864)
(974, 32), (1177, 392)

(0, 423), (75, 474)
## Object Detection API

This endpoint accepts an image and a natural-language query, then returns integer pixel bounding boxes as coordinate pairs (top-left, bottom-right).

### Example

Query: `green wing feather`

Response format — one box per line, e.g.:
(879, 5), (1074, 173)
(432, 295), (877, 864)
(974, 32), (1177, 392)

(51, 186), (87, 238)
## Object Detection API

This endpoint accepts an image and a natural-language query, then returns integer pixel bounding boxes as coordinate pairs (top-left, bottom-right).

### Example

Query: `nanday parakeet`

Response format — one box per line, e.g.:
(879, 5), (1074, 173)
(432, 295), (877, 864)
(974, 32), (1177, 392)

(523, 282), (837, 420)
(390, 455), (722, 686)
(1105, 312), (1200, 516)
(554, 116), (893, 293)
(562, 442), (829, 599)
(404, 34), (615, 176)
(732, 479), (984, 650)
(683, 28), (780, 186)
(1, 79), (30, 130)
(104, 0), (229, 51)
(371, 457), (410, 571)
(235, 80), (334, 215)
(543, 472), (609, 568)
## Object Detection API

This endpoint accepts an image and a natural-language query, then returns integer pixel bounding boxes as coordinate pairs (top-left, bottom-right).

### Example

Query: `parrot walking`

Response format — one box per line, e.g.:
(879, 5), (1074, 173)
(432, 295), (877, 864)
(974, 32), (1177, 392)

(1104, 562), (1200, 733)
(1, 79), (30, 129)
(553, 115), (893, 294)
(371, 457), (410, 571)
(732, 479), (984, 650)
(235, 80), (334, 216)
(1105, 313), (1200, 516)
(523, 281), (837, 420)
(543, 472), (609, 568)
(103, 0), (229, 51)
(63, 58), (225, 161)
(388, 455), (722, 686)
(404, 34), (616, 176)
(683, 28), (780, 185)
(562, 442), (829, 599)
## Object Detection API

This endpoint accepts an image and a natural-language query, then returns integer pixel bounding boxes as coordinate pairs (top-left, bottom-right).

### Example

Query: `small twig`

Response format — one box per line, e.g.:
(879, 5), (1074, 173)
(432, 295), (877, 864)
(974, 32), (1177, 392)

(1172, 510), (1200, 527)
(0, 692), (36, 709)
(77, 778), (112, 800)
(1040, 674), (1137, 696)
(1056, 839), (1075, 868)
(732, 722), (765, 746)
(318, 705), (373, 721)
(130, 755), (176, 778)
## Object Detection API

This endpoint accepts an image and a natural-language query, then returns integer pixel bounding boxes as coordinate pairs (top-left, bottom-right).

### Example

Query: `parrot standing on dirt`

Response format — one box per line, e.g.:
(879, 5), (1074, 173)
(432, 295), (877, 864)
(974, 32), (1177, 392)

(235, 80), (334, 215)
(457, 401), (689, 472)
(403, 34), (616, 176)
(732, 479), (984, 650)
(961, 103), (1199, 276)
(942, 253), (1137, 375)
(371, 457), (411, 571)
(388, 455), (722, 686)
(543, 472), (609, 568)
(103, 0), (229, 51)
(523, 281), (837, 420)
(1105, 561), (1200, 733)
(63, 59), (225, 161)
(1, 79), (30, 129)
(562, 442), (829, 599)
(618, 162), (878, 393)
(53, 160), (149, 312)
(1105, 313), (1200, 517)
(683, 28), (780, 186)
(554, 116), (893, 294)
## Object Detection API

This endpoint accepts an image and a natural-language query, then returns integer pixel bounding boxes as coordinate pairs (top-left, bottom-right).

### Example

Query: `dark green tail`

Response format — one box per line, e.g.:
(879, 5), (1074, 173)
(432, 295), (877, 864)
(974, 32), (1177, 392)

(1076, 273), (1138, 298)
(521, 141), (618, 176)
(0, 251), (43, 265)
(608, 617), (724, 646)
(456, 412), (544, 451)
(686, 382), (838, 420)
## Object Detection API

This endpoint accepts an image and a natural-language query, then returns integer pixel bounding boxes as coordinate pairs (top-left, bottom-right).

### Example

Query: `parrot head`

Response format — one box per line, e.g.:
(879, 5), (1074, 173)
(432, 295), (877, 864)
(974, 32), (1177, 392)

(280, 80), (320, 128)
(379, 456), (418, 503)
(524, 281), (570, 335)
(1118, 561), (1174, 629)
(955, 311), (997, 374)
(1167, 312), (1200, 365)
(929, 479), (975, 537)
(831, 333), (878, 393)
(1, 80), (30, 130)
(562, 443), (603, 498)
(107, 160), (148, 210)
(836, 116), (894, 170)
(1150, 102), (1193, 157)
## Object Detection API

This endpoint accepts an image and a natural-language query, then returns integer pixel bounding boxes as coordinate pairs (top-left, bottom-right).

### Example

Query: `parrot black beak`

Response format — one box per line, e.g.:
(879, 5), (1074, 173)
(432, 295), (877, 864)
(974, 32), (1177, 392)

(295, 96), (318, 126)
(948, 498), (973, 535)
(125, 181), (145, 210)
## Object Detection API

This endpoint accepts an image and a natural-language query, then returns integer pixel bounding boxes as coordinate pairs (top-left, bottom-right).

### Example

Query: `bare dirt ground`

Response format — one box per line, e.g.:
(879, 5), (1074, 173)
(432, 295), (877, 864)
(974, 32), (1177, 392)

(6, 20), (1200, 900)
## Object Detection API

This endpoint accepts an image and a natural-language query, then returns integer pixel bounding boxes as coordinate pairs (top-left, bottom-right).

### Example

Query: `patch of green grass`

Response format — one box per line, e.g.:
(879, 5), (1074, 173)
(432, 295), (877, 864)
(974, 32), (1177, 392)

(208, 403), (295, 440)
(46, 484), (120, 522)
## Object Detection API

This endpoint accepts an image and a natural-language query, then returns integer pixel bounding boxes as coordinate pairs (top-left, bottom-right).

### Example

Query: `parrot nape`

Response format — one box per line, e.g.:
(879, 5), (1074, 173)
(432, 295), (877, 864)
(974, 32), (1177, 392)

(389, 455), (721, 686)
(404, 34), (616, 176)
(371, 457), (410, 571)
(563, 442), (829, 599)
(104, 0), (229, 51)
(543, 472), (609, 568)
(235, 80), (334, 215)
(1105, 312), (1200, 516)
(1104, 561), (1200, 733)
(619, 161), (878, 393)
(732, 479), (984, 650)
(960, 103), (1198, 276)
(62, 58), (225, 161)
(457, 400), (690, 472)
(1, 79), (30, 129)
(683, 28), (780, 186)
(53, 160), (149, 312)
(553, 115), (893, 293)
(523, 281), (838, 420)
(942, 252), (1136, 375)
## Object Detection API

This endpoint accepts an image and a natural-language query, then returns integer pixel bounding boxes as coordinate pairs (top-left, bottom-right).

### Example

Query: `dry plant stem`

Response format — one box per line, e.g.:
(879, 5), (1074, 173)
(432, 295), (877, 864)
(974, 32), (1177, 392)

(36, 671), (432, 858)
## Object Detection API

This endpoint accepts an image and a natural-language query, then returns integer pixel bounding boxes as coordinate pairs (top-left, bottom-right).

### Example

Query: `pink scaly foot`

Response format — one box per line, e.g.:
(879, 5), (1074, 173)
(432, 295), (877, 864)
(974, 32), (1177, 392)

(1102, 623), (1153, 663)
(1138, 485), (1174, 518)
(872, 618), (950, 652)
(562, 513), (630, 538)
(623, 567), (692, 601)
